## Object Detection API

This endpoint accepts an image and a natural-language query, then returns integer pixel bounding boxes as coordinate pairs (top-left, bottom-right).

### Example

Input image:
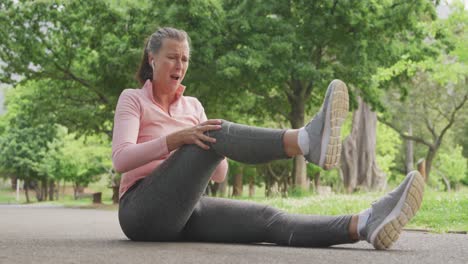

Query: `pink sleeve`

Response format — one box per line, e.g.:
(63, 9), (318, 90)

(112, 90), (169, 173)
(197, 100), (228, 182)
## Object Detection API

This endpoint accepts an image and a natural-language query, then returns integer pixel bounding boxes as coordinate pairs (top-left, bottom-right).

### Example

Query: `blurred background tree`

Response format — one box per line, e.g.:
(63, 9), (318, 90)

(0, 0), (466, 202)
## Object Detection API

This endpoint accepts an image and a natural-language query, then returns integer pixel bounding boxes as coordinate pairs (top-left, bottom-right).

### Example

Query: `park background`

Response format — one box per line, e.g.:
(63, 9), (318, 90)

(0, 0), (466, 234)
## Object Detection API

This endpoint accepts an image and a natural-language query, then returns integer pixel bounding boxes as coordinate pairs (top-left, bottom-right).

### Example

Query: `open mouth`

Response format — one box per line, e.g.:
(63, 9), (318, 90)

(170, 74), (180, 81)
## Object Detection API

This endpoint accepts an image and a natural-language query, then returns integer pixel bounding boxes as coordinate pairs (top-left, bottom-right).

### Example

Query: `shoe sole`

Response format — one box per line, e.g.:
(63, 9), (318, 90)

(370, 171), (425, 250)
(319, 80), (349, 170)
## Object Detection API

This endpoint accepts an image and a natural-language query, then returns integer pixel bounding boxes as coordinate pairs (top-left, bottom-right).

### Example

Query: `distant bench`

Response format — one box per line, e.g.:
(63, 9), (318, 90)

(76, 192), (102, 204)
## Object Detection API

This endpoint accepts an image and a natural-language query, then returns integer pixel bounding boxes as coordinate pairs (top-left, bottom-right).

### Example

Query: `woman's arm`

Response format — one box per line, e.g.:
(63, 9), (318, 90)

(112, 91), (224, 174)
(112, 90), (170, 173)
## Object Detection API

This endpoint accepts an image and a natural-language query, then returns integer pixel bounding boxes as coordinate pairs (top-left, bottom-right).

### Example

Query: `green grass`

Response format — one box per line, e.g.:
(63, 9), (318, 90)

(1, 179), (467, 233)
(234, 187), (468, 233)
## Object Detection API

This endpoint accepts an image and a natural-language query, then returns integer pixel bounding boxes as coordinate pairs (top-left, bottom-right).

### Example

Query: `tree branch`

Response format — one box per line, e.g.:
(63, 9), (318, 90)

(378, 117), (434, 147)
(438, 93), (467, 146)
(51, 61), (109, 105)
(284, 80), (296, 102)
(37, 33), (110, 105)
(421, 103), (437, 140)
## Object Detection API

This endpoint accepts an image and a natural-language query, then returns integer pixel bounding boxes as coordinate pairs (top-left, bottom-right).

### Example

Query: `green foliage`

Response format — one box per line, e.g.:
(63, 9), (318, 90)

(435, 145), (467, 187)
(0, 80), (110, 194)
(0, 0), (142, 136)
(306, 162), (343, 193)
(320, 169), (344, 193)
(306, 163), (321, 182)
(377, 2), (468, 181)
(40, 128), (111, 188)
(376, 121), (402, 182)
(1, 0), (465, 197)
(219, 0), (436, 117)
(0, 82), (57, 180)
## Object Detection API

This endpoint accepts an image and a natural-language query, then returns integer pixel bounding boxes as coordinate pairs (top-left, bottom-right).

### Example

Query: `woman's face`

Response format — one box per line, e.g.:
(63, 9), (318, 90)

(150, 38), (190, 93)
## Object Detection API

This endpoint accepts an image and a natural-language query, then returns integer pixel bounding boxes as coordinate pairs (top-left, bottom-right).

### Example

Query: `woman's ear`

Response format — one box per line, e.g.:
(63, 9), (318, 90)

(148, 55), (154, 70)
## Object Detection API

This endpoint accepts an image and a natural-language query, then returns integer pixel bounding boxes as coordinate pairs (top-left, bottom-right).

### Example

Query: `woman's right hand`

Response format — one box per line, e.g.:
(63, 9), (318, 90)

(166, 119), (223, 151)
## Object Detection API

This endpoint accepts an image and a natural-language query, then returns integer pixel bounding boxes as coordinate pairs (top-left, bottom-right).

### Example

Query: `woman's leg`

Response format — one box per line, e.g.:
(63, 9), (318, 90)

(182, 170), (425, 250)
(182, 196), (356, 247)
(118, 124), (289, 241)
(118, 144), (224, 241)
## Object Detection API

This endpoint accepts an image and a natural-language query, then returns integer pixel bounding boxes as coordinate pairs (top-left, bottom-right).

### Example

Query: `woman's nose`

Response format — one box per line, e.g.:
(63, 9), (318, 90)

(175, 60), (182, 69)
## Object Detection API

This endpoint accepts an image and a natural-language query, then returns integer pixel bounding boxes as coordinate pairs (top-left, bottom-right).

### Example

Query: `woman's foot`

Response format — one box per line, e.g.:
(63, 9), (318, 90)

(301, 79), (349, 170)
(358, 171), (425, 250)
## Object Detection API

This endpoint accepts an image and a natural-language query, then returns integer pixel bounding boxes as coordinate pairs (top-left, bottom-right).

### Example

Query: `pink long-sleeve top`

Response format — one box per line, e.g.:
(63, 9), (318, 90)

(112, 80), (228, 200)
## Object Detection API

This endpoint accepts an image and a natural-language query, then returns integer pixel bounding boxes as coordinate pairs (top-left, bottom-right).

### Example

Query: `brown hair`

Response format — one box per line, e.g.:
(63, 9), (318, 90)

(136, 27), (191, 85)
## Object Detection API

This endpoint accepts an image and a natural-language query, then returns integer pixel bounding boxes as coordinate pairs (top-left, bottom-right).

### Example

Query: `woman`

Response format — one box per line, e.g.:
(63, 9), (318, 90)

(113, 27), (424, 250)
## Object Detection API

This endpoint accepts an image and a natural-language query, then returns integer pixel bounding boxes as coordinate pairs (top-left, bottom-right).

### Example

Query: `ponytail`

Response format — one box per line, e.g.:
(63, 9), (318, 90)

(136, 39), (153, 85)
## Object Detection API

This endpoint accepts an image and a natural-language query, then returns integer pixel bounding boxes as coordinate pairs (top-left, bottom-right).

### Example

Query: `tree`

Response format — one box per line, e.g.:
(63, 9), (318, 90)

(378, 2), (468, 182)
(434, 145), (467, 191)
(39, 128), (111, 200)
(0, 0), (144, 137)
(0, 82), (57, 202)
(257, 160), (292, 198)
(215, 0), (437, 190)
(0, 0), (441, 196)
(379, 71), (467, 182)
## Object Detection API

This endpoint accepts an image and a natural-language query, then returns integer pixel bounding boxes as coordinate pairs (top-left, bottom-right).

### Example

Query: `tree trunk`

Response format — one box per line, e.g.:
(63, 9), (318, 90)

(73, 183), (78, 200)
(232, 167), (243, 197)
(424, 146), (438, 183)
(293, 157), (308, 191)
(218, 177), (227, 197)
(48, 180), (55, 201)
(341, 97), (386, 192)
(289, 92), (307, 191)
(248, 176), (255, 198)
(210, 182), (219, 196)
(313, 172), (320, 191)
(56, 180), (60, 200)
(11, 176), (17, 190)
(112, 187), (119, 204)
(42, 179), (48, 201)
(405, 123), (414, 173)
(33, 180), (43, 202)
(24, 179), (30, 203)
(281, 175), (289, 198)
(62, 179), (66, 197)
(265, 168), (272, 198)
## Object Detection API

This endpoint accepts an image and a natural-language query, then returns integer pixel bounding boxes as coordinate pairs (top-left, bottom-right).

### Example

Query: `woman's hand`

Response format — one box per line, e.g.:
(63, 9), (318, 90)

(166, 119), (223, 151)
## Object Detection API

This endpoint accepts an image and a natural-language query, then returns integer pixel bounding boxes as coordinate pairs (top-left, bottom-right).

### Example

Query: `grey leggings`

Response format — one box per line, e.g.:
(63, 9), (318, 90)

(118, 120), (355, 247)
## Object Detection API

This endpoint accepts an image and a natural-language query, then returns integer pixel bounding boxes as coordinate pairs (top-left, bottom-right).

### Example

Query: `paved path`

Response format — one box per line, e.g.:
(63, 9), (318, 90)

(0, 205), (467, 264)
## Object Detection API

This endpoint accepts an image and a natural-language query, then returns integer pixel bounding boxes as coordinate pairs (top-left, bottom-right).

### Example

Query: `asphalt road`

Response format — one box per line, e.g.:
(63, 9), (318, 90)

(1, 205), (467, 264)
